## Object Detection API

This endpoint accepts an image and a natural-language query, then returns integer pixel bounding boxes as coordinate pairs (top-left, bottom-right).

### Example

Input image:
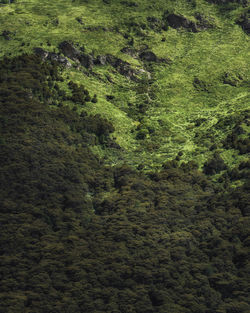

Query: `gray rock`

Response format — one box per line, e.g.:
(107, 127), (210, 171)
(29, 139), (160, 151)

(58, 41), (81, 61)
(48, 53), (72, 68)
(80, 54), (94, 69)
(237, 14), (250, 34)
(139, 51), (157, 62)
(165, 13), (198, 32)
(147, 16), (165, 31)
(137, 69), (151, 79)
(33, 48), (72, 68)
(195, 13), (214, 30)
(33, 47), (49, 60)
(105, 54), (138, 80)
(94, 55), (107, 65)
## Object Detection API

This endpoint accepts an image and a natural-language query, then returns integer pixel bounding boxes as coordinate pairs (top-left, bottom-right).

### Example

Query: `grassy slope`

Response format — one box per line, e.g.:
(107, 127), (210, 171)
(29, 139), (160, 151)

(0, 0), (249, 170)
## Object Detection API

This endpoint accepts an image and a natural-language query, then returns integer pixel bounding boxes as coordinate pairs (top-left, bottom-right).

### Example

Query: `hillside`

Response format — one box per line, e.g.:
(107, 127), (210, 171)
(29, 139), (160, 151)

(0, 0), (249, 312)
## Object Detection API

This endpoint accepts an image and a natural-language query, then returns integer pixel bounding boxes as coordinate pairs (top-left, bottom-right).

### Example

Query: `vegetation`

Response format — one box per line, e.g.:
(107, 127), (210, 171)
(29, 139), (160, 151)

(0, 0), (249, 312)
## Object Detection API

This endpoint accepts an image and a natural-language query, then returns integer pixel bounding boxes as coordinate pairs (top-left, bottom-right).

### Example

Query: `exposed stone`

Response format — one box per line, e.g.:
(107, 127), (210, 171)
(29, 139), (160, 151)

(147, 16), (165, 31)
(48, 53), (72, 68)
(105, 55), (138, 80)
(79, 54), (94, 69)
(33, 48), (72, 68)
(139, 51), (157, 62)
(222, 72), (243, 86)
(33, 47), (49, 60)
(94, 55), (107, 65)
(165, 13), (198, 32)
(120, 47), (138, 58)
(236, 14), (250, 34)
(195, 13), (215, 29)
(137, 68), (151, 79)
(105, 54), (119, 67)
(58, 41), (81, 61)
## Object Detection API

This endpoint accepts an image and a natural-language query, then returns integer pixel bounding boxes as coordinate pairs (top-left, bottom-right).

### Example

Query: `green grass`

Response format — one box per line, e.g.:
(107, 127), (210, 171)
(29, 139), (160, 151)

(0, 0), (249, 171)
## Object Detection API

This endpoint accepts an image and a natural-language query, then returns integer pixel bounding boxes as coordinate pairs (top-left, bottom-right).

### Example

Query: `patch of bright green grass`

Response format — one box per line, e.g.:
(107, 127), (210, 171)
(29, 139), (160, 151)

(0, 0), (249, 171)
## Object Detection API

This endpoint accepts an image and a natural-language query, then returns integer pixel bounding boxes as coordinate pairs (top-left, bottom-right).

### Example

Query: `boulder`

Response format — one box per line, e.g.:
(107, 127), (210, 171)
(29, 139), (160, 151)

(236, 14), (250, 34)
(139, 51), (157, 62)
(79, 54), (94, 69)
(33, 48), (72, 68)
(48, 53), (72, 68)
(58, 41), (81, 61)
(115, 59), (136, 79)
(94, 55), (107, 65)
(137, 68), (151, 79)
(195, 13), (214, 29)
(105, 54), (119, 67)
(105, 54), (137, 80)
(33, 47), (49, 60)
(147, 16), (165, 31)
(165, 13), (198, 32)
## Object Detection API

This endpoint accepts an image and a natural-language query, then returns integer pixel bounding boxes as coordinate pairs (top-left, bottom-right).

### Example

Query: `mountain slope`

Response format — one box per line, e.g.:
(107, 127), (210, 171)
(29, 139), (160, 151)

(0, 1), (250, 313)
(0, 0), (249, 170)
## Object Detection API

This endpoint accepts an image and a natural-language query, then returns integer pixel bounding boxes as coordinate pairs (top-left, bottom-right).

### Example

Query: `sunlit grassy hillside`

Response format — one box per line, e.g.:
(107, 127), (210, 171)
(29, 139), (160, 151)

(0, 0), (249, 171)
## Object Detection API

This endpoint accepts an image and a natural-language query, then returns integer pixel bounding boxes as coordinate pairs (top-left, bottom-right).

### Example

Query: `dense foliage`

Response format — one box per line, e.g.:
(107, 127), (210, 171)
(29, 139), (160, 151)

(0, 54), (249, 313)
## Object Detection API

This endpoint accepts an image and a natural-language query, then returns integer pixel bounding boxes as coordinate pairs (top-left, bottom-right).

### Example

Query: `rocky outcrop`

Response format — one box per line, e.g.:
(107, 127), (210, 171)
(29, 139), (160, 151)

(147, 16), (167, 31)
(139, 51), (158, 62)
(106, 55), (138, 80)
(58, 41), (95, 68)
(195, 13), (215, 30)
(80, 54), (94, 69)
(121, 46), (171, 64)
(58, 41), (81, 61)
(58, 43), (138, 79)
(236, 13), (250, 34)
(146, 13), (214, 33)
(93, 55), (107, 65)
(33, 47), (72, 68)
(165, 13), (198, 32)
(56, 41), (160, 80)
